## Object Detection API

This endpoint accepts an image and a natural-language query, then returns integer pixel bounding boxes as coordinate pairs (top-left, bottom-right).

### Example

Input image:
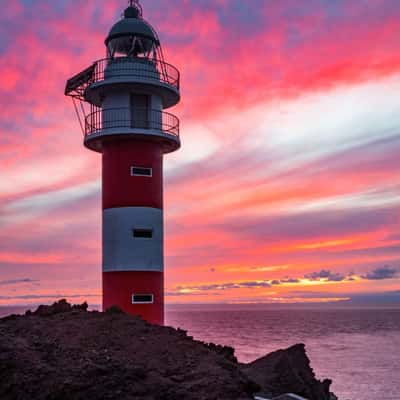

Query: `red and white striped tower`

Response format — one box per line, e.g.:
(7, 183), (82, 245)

(65, 0), (180, 325)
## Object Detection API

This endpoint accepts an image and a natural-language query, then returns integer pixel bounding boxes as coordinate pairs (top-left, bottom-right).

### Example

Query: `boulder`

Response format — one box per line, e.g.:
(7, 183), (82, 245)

(242, 344), (334, 400)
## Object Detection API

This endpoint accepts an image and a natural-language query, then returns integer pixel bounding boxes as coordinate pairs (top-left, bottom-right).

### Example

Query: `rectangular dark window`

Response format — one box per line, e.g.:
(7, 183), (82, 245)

(133, 228), (153, 239)
(132, 294), (154, 304)
(131, 166), (152, 177)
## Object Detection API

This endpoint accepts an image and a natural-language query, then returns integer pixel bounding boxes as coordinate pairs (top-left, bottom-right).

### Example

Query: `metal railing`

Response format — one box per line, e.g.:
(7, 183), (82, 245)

(85, 107), (180, 138)
(91, 57), (180, 90)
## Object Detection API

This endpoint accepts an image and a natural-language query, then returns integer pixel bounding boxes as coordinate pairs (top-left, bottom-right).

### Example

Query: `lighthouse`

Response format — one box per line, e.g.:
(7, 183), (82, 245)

(65, 0), (180, 325)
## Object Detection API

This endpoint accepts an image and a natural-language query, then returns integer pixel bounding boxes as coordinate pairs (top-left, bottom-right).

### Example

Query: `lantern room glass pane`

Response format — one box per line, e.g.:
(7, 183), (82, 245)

(108, 35), (155, 58)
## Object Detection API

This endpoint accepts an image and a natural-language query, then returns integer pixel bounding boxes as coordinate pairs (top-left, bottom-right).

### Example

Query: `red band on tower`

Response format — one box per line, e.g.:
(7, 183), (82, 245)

(103, 140), (163, 210)
(103, 271), (164, 325)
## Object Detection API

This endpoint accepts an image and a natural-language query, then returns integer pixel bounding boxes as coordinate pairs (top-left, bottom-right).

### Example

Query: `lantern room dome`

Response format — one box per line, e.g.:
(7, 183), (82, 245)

(106, 6), (158, 42)
(106, 16), (157, 43)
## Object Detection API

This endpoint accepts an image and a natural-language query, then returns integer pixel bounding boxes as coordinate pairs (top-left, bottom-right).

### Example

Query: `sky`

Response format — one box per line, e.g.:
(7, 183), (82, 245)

(0, 0), (399, 307)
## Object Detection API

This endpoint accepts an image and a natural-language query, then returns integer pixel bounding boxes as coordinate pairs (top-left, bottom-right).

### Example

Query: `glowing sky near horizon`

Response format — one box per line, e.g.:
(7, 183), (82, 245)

(0, 0), (399, 306)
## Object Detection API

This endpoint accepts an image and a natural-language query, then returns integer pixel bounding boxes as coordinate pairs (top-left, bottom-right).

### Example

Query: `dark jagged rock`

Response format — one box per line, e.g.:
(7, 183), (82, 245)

(242, 343), (335, 400)
(205, 342), (238, 363)
(72, 301), (89, 312)
(105, 305), (125, 314)
(0, 301), (256, 400)
(0, 301), (336, 400)
(25, 299), (88, 317)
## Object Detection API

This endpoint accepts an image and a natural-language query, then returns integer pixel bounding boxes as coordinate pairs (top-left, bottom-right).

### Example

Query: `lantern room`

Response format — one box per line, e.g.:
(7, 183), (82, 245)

(105, 1), (160, 60)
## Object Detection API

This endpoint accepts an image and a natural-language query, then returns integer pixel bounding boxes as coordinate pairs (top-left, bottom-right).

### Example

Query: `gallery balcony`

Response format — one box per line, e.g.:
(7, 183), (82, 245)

(83, 107), (180, 154)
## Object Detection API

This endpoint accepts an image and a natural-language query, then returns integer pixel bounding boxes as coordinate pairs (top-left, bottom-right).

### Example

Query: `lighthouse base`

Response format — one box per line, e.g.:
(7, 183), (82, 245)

(103, 271), (164, 325)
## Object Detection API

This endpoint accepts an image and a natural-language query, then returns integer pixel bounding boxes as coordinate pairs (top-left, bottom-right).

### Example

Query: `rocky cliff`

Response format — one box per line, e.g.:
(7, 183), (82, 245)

(0, 300), (336, 400)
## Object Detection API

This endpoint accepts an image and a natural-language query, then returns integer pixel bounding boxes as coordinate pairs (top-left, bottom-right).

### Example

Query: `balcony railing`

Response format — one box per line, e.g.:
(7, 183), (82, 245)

(85, 108), (180, 138)
(91, 57), (180, 90)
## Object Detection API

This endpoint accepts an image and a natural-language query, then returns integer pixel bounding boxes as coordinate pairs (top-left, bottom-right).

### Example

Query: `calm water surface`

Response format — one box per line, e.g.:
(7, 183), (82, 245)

(166, 307), (400, 400)
(1, 306), (399, 399)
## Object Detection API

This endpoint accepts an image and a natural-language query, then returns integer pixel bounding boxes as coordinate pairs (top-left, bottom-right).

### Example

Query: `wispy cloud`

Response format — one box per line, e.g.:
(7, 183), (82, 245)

(165, 291), (220, 297)
(304, 270), (349, 282)
(168, 266), (398, 298)
(0, 278), (38, 286)
(362, 266), (398, 280)
(176, 281), (272, 293)
(0, 294), (99, 300)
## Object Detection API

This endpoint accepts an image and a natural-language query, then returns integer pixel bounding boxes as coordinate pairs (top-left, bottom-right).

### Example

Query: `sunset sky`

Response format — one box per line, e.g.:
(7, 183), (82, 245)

(0, 0), (399, 307)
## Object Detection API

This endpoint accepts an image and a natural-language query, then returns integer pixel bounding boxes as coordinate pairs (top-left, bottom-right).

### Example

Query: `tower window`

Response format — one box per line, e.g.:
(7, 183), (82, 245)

(131, 166), (152, 177)
(133, 228), (153, 238)
(132, 294), (154, 304)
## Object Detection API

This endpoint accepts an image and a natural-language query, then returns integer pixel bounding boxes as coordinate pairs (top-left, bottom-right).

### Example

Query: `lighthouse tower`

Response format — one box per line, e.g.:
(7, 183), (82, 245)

(65, 0), (180, 325)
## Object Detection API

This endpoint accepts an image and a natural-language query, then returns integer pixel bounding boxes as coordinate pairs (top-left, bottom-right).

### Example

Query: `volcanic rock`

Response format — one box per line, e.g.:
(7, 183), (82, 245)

(0, 300), (336, 400)
(242, 344), (334, 400)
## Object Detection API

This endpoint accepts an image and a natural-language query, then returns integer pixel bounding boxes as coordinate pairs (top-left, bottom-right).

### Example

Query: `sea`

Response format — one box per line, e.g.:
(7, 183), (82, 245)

(1, 305), (399, 400)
